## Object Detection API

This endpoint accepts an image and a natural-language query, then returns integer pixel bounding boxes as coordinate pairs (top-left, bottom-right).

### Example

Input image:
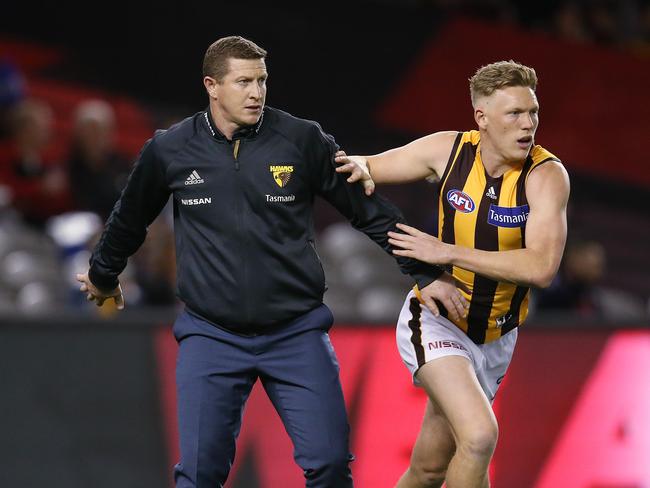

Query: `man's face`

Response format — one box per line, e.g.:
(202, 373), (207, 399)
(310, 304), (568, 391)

(210, 57), (267, 128)
(475, 86), (539, 162)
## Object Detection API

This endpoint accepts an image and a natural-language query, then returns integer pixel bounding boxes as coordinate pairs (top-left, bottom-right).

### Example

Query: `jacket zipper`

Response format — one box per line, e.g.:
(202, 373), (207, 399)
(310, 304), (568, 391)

(233, 139), (241, 170)
(232, 138), (250, 323)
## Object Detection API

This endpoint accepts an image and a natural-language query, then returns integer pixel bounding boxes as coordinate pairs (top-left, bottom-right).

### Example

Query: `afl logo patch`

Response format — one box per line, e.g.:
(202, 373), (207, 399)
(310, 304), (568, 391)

(446, 189), (476, 213)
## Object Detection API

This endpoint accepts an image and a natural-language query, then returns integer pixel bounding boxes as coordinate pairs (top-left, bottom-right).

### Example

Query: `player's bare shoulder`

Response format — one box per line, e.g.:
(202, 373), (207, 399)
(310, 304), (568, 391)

(526, 158), (570, 208)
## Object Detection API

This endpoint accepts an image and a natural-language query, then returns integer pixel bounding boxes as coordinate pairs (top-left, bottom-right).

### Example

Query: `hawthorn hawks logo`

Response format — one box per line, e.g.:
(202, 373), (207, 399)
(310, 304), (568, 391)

(270, 164), (294, 188)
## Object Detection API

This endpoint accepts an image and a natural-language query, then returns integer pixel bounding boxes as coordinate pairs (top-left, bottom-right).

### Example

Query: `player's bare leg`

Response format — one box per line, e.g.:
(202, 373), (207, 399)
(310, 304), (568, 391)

(396, 398), (455, 488)
(403, 356), (497, 488)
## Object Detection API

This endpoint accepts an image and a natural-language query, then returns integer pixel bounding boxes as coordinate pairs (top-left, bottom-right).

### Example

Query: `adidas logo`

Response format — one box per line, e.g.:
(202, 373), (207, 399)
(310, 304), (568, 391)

(486, 186), (497, 200)
(185, 170), (204, 185)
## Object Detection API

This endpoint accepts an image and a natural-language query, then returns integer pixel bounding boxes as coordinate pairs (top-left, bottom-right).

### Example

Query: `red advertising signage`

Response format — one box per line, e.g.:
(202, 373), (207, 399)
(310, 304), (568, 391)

(155, 326), (650, 487)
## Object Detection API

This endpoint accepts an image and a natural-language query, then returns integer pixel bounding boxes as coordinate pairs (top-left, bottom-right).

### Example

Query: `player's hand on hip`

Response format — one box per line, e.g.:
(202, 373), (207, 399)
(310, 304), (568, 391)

(419, 272), (469, 321)
(334, 150), (375, 196)
(388, 223), (452, 265)
(76, 272), (125, 310)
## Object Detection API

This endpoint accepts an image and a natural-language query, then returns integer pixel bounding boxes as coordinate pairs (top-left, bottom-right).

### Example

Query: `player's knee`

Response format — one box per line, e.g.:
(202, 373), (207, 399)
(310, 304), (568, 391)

(408, 464), (447, 488)
(459, 423), (498, 460)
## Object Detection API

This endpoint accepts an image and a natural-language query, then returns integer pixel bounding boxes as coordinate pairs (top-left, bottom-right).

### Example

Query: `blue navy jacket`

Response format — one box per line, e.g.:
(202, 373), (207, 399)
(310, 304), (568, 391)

(89, 106), (442, 333)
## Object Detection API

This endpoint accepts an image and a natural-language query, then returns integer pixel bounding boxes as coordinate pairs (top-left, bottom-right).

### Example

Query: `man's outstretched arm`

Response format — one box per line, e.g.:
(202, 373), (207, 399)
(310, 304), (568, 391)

(334, 131), (458, 192)
(310, 125), (468, 319)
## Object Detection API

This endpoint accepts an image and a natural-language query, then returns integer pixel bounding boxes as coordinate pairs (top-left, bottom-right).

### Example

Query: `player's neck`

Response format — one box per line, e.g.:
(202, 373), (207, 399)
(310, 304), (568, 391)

(479, 139), (525, 178)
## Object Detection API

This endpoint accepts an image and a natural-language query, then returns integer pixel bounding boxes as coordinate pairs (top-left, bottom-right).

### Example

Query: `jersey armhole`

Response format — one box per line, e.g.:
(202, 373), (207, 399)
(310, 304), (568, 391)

(523, 156), (561, 186)
(438, 131), (463, 187)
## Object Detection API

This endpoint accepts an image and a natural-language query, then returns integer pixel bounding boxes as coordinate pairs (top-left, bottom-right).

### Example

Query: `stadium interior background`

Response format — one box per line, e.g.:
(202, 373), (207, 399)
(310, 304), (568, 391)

(2, 1), (649, 487)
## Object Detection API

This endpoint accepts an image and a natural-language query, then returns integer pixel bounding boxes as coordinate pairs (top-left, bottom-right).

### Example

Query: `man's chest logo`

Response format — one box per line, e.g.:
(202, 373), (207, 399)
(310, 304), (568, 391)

(269, 165), (294, 188)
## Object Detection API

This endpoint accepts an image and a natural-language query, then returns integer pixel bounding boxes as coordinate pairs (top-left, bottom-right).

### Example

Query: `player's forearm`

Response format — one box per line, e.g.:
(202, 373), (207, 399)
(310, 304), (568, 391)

(448, 245), (557, 288)
(366, 154), (395, 184)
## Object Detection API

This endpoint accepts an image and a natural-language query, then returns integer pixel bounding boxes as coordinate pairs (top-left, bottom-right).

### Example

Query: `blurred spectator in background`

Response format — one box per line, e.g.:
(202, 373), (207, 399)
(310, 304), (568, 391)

(554, 2), (591, 43)
(66, 99), (130, 220)
(66, 99), (175, 309)
(586, 0), (620, 44)
(535, 240), (606, 315)
(0, 58), (25, 140)
(533, 239), (646, 319)
(0, 98), (70, 229)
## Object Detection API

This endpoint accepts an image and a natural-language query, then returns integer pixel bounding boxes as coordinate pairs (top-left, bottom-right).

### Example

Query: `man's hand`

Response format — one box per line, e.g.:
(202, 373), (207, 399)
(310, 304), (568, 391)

(76, 272), (125, 310)
(388, 223), (452, 265)
(418, 272), (469, 321)
(334, 150), (376, 196)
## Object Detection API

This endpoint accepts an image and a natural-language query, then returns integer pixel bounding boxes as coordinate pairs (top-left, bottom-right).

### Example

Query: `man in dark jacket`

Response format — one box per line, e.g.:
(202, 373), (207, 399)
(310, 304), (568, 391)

(76, 36), (467, 488)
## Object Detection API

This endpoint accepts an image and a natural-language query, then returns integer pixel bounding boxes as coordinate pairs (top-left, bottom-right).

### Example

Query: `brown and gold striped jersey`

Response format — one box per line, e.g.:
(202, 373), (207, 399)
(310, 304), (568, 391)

(421, 130), (560, 344)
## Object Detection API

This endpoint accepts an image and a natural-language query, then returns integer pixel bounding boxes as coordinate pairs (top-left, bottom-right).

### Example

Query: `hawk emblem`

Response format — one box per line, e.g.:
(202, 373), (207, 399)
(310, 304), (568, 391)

(270, 164), (294, 188)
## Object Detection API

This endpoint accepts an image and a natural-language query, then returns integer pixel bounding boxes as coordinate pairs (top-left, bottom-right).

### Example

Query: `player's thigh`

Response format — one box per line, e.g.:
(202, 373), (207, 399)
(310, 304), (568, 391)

(477, 328), (518, 402)
(416, 355), (497, 443)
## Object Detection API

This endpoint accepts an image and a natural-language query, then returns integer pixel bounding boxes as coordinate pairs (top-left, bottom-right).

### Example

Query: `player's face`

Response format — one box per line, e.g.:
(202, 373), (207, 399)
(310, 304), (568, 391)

(477, 86), (539, 163)
(210, 57), (267, 128)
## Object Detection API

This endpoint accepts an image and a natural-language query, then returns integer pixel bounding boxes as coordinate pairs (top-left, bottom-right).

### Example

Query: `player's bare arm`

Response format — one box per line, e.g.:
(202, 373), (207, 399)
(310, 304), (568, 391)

(334, 131), (459, 194)
(333, 133), (469, 319)
(389, 161), (570, 288)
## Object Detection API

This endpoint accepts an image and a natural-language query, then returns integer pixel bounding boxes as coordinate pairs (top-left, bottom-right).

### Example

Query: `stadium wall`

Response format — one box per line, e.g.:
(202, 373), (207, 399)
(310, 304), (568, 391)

(1, 313), (648, 487)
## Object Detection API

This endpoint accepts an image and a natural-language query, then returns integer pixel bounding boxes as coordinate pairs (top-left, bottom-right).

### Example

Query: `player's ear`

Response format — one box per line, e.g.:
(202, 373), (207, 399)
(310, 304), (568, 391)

(475, 107), (487, 130)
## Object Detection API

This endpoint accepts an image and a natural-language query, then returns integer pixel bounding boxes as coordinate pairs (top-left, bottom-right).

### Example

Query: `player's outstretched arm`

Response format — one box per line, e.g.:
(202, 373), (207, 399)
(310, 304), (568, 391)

(388, 161), (570, 288)
(76, 272), (125, 310)
(334, 131), (458, 189)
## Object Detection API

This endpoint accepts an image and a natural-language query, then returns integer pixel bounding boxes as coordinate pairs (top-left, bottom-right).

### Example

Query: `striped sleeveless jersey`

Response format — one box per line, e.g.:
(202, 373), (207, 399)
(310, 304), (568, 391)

(429, 130), (560, 344)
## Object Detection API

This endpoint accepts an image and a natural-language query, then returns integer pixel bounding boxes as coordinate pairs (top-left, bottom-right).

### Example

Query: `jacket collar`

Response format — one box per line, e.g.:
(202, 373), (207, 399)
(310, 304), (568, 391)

(203, 107), (265, 141)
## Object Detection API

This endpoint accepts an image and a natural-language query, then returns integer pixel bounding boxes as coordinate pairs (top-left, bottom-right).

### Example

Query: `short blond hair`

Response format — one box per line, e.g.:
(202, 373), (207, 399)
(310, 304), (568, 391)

(469, 60), (537, 107)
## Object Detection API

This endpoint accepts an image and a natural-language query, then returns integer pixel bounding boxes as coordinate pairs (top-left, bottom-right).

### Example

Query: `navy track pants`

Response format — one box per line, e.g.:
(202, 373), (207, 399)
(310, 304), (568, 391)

(172, 305), (354, 488)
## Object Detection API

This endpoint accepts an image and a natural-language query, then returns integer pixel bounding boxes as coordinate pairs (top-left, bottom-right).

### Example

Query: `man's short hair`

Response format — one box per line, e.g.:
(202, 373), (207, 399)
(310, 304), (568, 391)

(202, 36), (267, 81)
(469, 60), (537, 107)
